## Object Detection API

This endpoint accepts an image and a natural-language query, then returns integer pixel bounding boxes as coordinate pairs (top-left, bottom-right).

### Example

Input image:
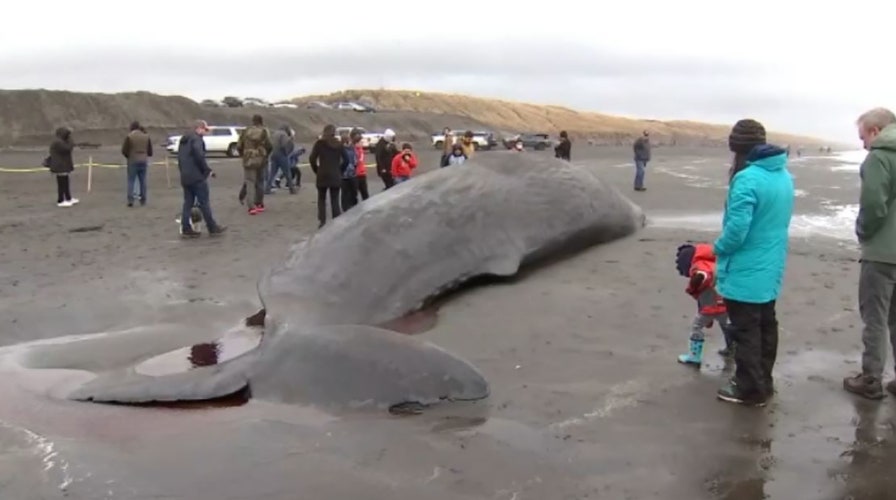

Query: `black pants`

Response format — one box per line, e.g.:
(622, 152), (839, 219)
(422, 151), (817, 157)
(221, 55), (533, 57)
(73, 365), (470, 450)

(317, 186), (341, 225)
(55, 174), (72, 203)
(291, 166), (301, 187)
(341, 178), (358, 212)
(357, 176), (369, 200)
(725, 298), (778, 397)
(379, 172), (394, 190)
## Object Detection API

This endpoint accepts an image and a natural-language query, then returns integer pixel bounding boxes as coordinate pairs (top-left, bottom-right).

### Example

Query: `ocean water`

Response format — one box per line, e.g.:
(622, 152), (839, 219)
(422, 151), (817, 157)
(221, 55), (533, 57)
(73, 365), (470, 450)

(829, 149), (867, 172)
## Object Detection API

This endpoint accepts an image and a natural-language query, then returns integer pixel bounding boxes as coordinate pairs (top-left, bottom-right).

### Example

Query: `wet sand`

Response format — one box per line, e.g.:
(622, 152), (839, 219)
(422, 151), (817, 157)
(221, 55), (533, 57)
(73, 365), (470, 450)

(0, 144), (892, 500)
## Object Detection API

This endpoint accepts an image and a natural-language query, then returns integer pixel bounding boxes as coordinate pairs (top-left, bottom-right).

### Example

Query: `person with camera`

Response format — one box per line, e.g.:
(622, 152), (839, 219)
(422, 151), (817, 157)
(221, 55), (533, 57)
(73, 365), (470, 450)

(390, 143), (418, 184)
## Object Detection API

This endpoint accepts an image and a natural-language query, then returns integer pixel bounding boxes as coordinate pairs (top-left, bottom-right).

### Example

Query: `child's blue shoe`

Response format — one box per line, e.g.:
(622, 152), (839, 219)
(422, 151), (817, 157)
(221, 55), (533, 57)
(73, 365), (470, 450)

(677, 338), (704, 365)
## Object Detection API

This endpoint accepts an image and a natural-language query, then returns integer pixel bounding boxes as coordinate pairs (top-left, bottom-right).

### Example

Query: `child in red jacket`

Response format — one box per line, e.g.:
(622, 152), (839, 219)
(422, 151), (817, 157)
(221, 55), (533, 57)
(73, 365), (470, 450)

(675, 243), (735, 365)
(391, 143), (418, 184)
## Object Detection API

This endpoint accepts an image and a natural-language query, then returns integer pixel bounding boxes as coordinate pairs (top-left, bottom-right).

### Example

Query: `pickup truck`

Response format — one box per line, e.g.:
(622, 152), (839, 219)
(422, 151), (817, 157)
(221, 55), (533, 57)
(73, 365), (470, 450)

(431, 130), (498, 151)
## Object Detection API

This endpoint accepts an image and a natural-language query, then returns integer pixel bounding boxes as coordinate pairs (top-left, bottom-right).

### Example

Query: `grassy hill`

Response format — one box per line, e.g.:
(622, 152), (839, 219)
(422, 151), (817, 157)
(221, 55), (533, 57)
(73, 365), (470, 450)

(293, 89), (833, 147)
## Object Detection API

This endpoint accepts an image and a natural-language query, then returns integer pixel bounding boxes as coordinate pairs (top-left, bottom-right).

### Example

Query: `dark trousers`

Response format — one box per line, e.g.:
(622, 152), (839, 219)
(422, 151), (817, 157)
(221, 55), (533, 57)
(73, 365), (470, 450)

(182, 180), (219, 232)
(357, 175), (369, 200)
(725, 298), (778, 397)
(341, 177), (359, 211)
(317, 186), (341, 225)
(380, 172), (394, 190)
(55, 174), (72, 203)
(127, 161), (148, 204)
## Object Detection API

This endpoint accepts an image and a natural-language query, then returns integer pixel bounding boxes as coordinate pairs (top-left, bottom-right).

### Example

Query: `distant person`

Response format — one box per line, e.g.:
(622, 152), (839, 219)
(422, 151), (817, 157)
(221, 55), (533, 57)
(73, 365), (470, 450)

(674, 243), (735, 366)
(713, 118), (794, 407)
(440, 127), (455, 167)
(460, 130), (476, 159)
(236, 114), (273, 215)
(309, 124), (350, 228)
(121, 120), (153, 207)
(514, 140), (524, 152)
(633, 130), (651, 191)
(375, 128), (398, 190)
(351, 128), (370, 201)
(391, 143), (418, 184)
(843, 107), (896, 400)
(554, 130), (571, 161)
(266, 124), (296, 195)
(47, 126), (79, 207)
(447, 143), (467, 166)
(340, 131), (359, 211)
(177, 120), (226, 238)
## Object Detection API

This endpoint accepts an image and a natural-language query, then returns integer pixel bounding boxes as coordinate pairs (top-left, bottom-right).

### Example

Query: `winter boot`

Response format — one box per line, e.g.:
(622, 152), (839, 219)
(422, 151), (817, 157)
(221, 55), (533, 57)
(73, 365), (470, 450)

(677, 338), (704, 366)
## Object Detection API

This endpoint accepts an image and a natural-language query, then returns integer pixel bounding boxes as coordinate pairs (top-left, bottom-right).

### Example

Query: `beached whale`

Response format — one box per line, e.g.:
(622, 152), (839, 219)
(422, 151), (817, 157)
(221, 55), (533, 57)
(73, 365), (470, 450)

(39, 152), (645, 412)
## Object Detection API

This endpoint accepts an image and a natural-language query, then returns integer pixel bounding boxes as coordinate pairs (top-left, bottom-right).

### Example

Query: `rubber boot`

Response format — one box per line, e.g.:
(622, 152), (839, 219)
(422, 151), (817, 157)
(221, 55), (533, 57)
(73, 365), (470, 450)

(677, 338), (704, 365)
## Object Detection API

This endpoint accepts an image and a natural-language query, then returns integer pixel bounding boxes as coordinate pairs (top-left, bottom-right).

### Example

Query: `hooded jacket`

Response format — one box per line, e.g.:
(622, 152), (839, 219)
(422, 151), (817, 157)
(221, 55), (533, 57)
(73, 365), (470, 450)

(237, 125), (273, 170)
(684, 243), (726, 316)
(856, 124), (896, 264)
(48, 127), (75, 174)
(270, 126), (293, 161)
(391, 151), (418, 178)
(309, 134), (350, 188)
(633, 136), (651, 161)
(354, 143), (367, 176)
(374, 138), (397, 178)
(713, 144), (794, 303)
(177, 131), (213, 187)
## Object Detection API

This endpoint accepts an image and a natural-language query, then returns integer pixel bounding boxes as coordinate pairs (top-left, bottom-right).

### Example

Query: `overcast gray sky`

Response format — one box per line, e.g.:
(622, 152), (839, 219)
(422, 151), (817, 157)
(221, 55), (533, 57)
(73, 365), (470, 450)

(1, 0), (892, 143)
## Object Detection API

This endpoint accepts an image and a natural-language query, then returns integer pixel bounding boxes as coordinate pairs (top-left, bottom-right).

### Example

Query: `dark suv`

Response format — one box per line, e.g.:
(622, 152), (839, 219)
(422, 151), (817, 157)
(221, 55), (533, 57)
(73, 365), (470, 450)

(505, 133), (553, 150)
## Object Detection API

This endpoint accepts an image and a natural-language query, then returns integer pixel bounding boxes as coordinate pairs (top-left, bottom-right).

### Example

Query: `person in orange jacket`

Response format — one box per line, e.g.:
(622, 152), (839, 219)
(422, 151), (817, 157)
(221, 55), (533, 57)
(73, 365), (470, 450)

(675, 243), (735, 366)
(391, 143), (418, 184)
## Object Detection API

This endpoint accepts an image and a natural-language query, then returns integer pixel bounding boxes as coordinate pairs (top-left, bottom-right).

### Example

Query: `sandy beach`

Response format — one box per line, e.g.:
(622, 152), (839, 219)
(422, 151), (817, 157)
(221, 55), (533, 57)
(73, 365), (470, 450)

(0, 143), (889, 500)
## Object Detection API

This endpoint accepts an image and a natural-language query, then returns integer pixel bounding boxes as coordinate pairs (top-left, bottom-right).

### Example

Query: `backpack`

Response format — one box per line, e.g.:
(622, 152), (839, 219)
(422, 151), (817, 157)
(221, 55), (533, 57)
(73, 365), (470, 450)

(241, 127), (270, 169)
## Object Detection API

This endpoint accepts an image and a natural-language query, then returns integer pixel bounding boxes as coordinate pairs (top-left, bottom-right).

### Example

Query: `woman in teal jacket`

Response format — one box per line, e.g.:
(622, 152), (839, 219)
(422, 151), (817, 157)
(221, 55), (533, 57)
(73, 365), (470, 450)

(713, 119), (795, 407)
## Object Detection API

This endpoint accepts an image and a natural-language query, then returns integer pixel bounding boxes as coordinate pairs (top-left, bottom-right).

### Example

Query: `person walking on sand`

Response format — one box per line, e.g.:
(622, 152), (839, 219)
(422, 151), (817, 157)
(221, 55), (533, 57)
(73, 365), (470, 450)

(459, 130), (476, 159)
(440, 127), (455, 167)
(177, 120), (226, 238)
(237, 114), (273, 215)
(375, 128), (398, 190)
(633, 130), (651, 191)
(351, 128), (370, 201)
(266, 124), (296, 195)
(843, 107), (896, 400)
(391, 143), (418, 184)
(121, 120), (153, 207)
(340, 130), (359, 211)
(309, 124), (350, 228)
(47, 126), (79, 207)
(713, 119), (794, 407)
(554, 130), (571, 161)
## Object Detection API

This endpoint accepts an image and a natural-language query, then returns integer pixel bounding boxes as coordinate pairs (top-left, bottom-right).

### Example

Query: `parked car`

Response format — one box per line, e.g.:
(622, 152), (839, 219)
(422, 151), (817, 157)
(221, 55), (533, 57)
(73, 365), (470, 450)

(272, 102), (298, 109)
(243, 97), (271, 108)
(431, 130), (498, 151)
(334, 101), (376, 113)
(200, 99), (225, 107)
(166, 125), (246, 157)
(222, 96), (243, 108)
(504, 133), (553, 150)
(306, 101), (332, 110)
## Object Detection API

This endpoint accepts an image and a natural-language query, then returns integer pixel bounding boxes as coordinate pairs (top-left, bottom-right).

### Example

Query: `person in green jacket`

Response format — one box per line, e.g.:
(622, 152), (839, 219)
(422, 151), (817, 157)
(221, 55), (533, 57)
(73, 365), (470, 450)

(713, 119), (795, 407)
(843, 107), (896, 400)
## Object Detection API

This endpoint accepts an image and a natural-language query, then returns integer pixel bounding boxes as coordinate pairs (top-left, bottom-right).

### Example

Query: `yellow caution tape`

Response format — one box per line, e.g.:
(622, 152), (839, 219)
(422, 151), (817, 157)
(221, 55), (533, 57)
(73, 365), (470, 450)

(0, 160), (314, 174)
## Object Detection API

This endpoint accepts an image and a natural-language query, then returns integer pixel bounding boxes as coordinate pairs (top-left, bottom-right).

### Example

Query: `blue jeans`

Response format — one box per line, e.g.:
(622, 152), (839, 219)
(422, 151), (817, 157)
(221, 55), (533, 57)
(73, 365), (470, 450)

(127, 161), (148, 203)
(267, 155), (293, 191)
(182, 180), (219, 232)
(394, 176), (410, 184)
(634, 159), (648, 189)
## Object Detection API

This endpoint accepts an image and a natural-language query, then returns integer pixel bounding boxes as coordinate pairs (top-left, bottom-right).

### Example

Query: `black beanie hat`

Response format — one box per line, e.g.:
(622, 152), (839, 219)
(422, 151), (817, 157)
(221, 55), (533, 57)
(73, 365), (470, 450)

(728, 119), (766, 154)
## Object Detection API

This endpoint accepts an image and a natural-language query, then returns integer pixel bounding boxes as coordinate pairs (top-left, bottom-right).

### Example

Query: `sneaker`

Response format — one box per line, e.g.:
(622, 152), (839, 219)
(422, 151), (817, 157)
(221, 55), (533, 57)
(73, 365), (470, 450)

(717, 380), (767, 407)
(181, 229), (201, 238)
(255, 204), (266, 213)
(208, 226), (228, 236)
(844, 374), (884, 400)
(57, 200), (72, 207)
(248, 207), (261, 215)
(68, 198), (79, 205)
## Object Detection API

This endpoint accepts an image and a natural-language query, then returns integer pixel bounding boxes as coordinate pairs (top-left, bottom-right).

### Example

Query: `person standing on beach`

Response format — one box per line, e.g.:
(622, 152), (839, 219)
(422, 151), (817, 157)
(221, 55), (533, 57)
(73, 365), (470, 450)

(266, 124), (296, 195)
(459, 130), (476, 159)
(121, 120), (153, 207)
(390, 143), (418, 184)
(843, 107), (896, 400)
(237, 114), (273, 215)
(633, 130), (651, 191)
(309, 124), (350, 228)
(440, 127), (455, 167)
(47, 126), (79, 207)
(713, 119), (794, 407)
(177, 120), (226, 238)
(554, 130), (571, 161)
(375, 129), (397, 190)
(340, 130), (359, 211)
(351, 128), (370, 201)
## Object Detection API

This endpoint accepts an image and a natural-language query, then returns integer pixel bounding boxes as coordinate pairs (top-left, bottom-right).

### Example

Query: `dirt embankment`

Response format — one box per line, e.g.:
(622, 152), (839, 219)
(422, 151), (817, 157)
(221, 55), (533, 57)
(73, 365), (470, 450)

(294, 89), (835, 148)
(0, 89), (489, 148)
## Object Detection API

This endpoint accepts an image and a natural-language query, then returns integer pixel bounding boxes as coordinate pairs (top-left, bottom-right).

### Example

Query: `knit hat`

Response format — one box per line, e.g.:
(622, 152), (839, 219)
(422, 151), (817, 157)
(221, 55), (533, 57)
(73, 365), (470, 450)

(675, 244), (695, 277)
(728, 119), (766, 154)
(384, 128), (396, 138)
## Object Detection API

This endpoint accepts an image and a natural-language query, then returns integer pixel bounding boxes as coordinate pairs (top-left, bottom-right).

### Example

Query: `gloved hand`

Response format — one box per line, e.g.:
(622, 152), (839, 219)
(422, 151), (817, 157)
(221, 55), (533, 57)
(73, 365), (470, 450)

(688, 272), (705, 293)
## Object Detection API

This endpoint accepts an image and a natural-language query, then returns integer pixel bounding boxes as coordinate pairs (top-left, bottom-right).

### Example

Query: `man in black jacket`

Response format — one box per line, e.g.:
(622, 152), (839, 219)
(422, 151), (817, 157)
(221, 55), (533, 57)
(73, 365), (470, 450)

(375, 128), (397, 190)
(309, 124), (350, 228)
(177, 120), (226, 237)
